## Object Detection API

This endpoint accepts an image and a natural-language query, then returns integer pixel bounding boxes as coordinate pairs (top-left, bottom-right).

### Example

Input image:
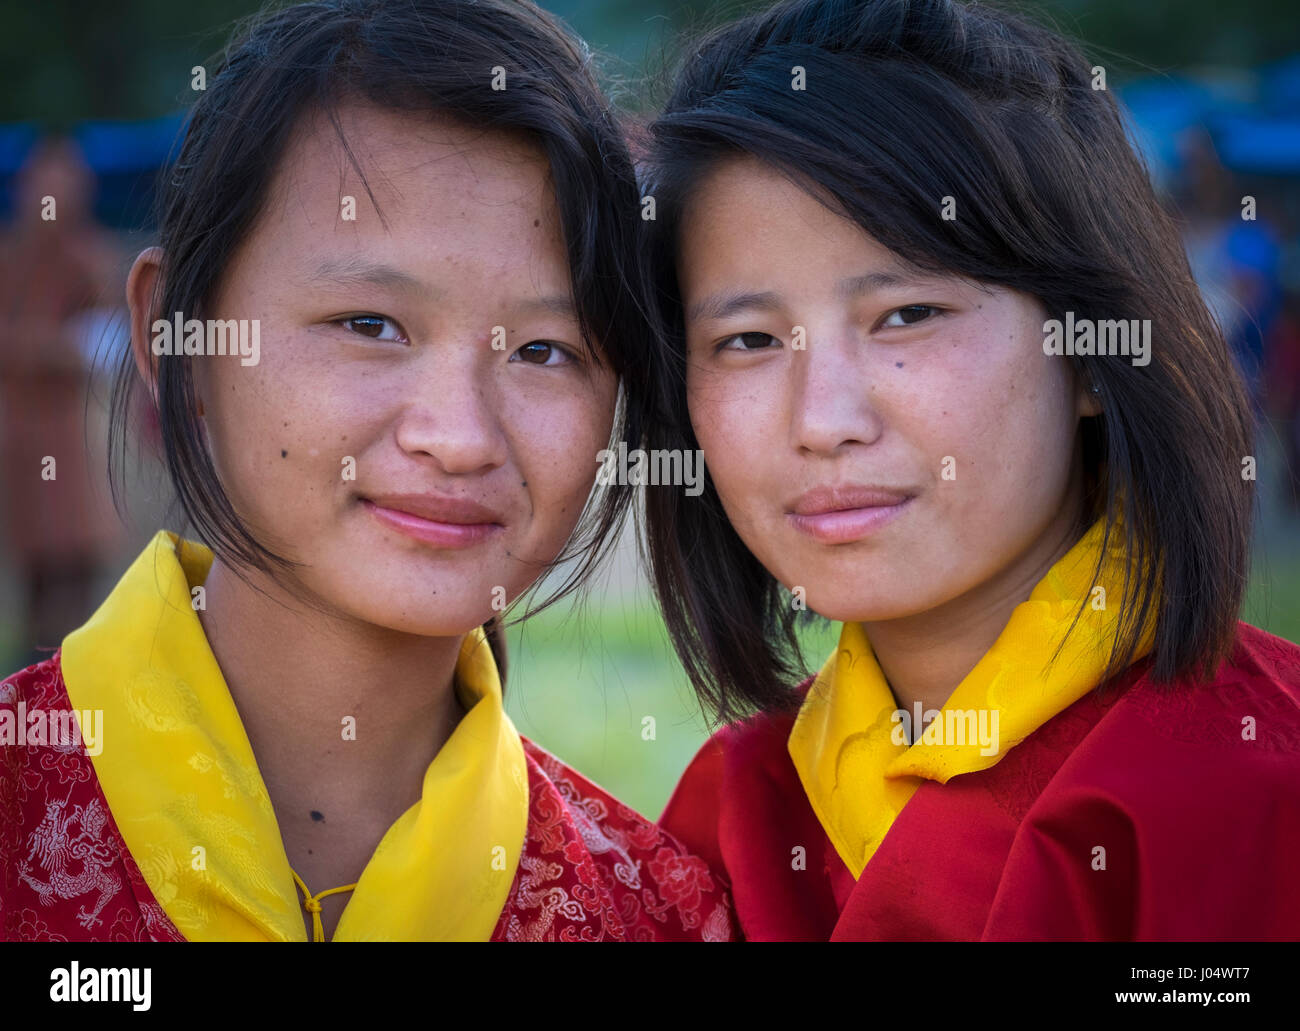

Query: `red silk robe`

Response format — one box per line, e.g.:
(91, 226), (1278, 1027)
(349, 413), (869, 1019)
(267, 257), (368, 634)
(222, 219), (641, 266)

(1, 652), (735, 942)
(660, 622), (1300, 941)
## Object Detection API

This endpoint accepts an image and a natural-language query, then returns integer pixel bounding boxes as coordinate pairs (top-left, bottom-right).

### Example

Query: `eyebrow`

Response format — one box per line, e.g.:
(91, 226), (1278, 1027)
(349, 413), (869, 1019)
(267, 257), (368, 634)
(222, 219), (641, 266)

(686, 290), (784, 323)
(834, 270), (911, 300)
(686, 269), (931, 324)
(309, 257), (429, 294)
(514, 294), (579, 321)
(308, 257), (577, 322)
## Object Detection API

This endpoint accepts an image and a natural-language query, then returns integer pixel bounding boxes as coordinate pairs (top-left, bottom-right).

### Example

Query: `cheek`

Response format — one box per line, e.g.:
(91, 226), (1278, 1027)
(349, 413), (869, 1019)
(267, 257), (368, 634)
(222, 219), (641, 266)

(686, 365), (774, 511)
(196, 365), (280, 503)
(996, 355), (1076, 476)
(199, 355), (358, 526)
(512, 378), (616, 518)
(925, 352), (1077, 518)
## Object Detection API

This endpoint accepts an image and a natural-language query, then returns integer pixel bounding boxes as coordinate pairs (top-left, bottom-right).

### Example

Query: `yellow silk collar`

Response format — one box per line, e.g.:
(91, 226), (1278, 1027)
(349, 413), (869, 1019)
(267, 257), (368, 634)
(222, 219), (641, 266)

(61, 530), (528, 941)
(788, 518), (1153, 878)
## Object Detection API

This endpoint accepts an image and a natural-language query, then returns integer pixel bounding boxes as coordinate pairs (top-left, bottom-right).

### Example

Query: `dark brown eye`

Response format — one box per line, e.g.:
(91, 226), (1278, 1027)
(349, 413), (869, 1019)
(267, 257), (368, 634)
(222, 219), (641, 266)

(719, 332), (780, 352)
(511, 341), (571, 366)
(341, 315), (403, 341)
(883, 305), (937, 328)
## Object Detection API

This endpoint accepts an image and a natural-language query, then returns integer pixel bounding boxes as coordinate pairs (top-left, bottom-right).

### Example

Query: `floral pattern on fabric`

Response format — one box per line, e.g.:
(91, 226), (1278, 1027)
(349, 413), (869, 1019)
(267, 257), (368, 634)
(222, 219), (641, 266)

(492, 741), (735, 942)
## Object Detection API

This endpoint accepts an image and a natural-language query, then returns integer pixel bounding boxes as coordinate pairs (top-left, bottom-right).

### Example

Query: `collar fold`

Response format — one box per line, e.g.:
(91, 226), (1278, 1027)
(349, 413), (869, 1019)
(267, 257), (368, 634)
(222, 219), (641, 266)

(62, 530), (528, 941)
(788, 519), (1153, 877)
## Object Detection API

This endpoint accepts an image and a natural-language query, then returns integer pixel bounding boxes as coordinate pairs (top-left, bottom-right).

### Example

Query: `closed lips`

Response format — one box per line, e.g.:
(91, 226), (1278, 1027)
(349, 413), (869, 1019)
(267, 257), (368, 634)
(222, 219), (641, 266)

(361, 493), (506, 548)
(363, 493), (504, 525)
(786, 486), (913, 544)
(788, 486), (912, 516)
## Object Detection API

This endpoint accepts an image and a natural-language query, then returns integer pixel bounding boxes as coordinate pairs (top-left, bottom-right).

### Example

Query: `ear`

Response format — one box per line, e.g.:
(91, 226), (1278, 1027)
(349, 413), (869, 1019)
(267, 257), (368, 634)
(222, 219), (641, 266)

(126, 247), (204, 417)
(1076, 370), (1103, 418)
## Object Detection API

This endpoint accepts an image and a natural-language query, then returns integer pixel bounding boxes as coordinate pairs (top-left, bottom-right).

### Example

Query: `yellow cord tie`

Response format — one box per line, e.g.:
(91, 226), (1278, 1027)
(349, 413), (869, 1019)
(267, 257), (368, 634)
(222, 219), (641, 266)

(291, 869), (359, 942)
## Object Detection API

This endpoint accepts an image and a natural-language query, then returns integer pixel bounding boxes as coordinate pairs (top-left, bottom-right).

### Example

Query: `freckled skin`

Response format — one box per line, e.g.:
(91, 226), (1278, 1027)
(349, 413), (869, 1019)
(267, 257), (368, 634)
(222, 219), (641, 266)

(161, 105), (617, 637)
(677, 157), (1099, 623)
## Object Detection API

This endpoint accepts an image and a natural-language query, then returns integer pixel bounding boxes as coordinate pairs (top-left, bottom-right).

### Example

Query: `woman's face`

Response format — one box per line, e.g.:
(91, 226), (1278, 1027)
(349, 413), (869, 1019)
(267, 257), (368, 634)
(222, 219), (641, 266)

(678, 157), (1098, 623)
(153, 105), (617, 636)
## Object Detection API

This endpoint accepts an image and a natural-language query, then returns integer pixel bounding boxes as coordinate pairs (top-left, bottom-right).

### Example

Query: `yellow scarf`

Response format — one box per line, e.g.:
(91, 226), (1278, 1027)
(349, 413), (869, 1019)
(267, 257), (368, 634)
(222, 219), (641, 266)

(61, 530), (528, 941)
(788, 518), (1153, 878)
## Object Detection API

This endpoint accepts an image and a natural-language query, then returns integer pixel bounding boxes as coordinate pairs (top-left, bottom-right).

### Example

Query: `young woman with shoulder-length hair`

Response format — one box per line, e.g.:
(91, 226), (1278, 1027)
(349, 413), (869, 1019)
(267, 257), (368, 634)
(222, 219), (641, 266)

(0, 0), (733, 943)
(642, 0), (1300, 940)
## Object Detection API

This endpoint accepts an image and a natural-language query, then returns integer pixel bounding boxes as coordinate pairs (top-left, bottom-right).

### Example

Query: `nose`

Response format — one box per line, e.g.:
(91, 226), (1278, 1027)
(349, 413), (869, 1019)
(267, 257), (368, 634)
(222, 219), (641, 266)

(788, 327), (882, 456)
(392, 346), (508, 476)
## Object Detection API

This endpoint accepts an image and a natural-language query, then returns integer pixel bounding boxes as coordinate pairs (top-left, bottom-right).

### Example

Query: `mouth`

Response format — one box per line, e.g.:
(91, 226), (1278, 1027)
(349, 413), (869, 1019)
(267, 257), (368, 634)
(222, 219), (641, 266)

(786, 485), (914, 545)
(361, 493), (505, 549)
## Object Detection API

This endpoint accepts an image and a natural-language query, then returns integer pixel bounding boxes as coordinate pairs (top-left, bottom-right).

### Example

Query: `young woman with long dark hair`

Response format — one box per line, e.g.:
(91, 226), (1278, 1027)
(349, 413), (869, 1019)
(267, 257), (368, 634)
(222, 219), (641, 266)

(642, 0), (1300, 940)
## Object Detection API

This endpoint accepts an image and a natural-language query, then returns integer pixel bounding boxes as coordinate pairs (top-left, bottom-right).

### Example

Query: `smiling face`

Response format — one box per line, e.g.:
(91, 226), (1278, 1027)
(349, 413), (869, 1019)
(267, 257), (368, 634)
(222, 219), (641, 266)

(678, 157), (1098, 624)
(174, 104), (616, 636)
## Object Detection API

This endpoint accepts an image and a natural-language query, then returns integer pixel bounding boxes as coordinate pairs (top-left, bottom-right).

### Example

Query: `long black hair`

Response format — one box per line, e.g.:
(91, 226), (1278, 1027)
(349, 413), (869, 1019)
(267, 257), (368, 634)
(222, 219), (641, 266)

(109, 0), (657, 673)
(642, 0), (1256, 722)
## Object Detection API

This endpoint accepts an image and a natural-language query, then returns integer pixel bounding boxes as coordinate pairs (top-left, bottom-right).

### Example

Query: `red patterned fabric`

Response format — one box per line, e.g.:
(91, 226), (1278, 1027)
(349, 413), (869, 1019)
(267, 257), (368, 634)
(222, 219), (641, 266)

(491, 743), (734, 941)
(660, 622), (1300, 941)
(1, 651), (735, 942)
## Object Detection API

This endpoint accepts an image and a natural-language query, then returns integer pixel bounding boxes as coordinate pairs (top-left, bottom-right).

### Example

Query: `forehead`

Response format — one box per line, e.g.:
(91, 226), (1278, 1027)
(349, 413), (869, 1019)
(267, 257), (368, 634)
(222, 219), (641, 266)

(679, 156), (902, 282)
(688, 154), (804, 209)
(254, 102), (564, 264)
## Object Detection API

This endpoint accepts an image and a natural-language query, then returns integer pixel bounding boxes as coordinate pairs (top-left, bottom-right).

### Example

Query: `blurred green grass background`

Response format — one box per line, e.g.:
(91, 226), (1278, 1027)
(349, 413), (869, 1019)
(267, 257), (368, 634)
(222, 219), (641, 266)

(502, 585), (839, 818)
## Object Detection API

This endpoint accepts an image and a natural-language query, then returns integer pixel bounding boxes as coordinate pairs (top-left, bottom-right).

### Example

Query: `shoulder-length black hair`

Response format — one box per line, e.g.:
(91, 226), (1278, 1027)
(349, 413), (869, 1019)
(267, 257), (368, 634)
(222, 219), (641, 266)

(109, 0), (656, 672)
(641, 0), (1256, 723)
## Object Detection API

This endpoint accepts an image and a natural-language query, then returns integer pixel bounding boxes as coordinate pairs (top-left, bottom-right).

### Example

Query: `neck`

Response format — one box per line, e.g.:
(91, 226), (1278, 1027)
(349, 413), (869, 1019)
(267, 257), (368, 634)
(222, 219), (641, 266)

(196, 558), (466, 834)
(864, 488), (1089, 729)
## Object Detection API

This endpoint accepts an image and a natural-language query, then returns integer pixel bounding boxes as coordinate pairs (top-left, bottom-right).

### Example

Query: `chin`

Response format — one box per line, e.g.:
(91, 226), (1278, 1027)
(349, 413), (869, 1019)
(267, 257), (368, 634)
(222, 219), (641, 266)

(333, 574), (497, 637)
(368, 603), (495, 638)
(805, 586), (922, 625)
